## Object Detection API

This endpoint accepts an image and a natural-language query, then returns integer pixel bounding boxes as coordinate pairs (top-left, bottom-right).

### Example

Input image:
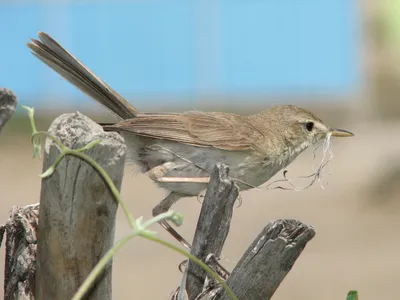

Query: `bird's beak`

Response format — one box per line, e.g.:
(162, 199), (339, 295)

(329, 128), (354, 137)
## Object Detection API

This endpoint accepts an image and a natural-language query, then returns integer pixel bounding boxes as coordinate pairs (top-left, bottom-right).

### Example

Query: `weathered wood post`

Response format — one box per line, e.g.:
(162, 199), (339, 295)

(35, 112), (126, 299)
(183, 164), (238, 299)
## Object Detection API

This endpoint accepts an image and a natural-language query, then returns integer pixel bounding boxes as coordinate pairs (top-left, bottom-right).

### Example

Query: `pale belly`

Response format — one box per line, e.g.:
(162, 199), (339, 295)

(122, 133), (301, 196)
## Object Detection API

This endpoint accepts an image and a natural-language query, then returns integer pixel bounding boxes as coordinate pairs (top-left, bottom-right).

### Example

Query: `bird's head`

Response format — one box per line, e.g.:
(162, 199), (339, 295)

(263, 105), (353, 152)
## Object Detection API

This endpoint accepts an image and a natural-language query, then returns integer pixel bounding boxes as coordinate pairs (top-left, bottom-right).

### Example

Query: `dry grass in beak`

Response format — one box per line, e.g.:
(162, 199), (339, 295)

(263, 133), (334, 191)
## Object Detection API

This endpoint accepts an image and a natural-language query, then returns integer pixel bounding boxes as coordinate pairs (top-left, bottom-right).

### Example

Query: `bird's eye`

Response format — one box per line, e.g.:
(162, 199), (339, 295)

(305, 122), (314, 132)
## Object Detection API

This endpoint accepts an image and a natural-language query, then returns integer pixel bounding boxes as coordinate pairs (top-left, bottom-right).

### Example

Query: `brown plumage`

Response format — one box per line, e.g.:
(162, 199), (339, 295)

(104, 111), (264, 151)
(27, 32), (353, 249)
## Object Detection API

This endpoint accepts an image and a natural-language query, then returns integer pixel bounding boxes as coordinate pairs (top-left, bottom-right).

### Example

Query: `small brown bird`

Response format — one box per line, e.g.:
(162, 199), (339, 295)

(27, 32), (353, 249)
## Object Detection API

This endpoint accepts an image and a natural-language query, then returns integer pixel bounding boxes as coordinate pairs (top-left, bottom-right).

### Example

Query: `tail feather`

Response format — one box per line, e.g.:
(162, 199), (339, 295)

(27, 32), (137, 119)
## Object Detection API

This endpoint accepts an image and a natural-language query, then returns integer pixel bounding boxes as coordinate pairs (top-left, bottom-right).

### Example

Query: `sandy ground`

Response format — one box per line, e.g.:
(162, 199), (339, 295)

(1, 118), (400, 299)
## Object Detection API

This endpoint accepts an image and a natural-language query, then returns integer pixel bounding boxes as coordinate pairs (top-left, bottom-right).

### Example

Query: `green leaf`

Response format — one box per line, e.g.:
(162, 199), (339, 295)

(346, 290), (359, 300)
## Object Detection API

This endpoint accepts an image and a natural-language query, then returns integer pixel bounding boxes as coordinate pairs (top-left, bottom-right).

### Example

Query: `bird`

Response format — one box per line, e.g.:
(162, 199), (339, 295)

(27, 32), (353, 249)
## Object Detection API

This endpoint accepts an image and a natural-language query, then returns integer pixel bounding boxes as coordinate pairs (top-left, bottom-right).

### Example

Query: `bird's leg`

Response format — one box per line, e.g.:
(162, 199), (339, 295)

(153, 192), (192, 250)
(153, 177), (210, 183)
(147, 162), (210, 184)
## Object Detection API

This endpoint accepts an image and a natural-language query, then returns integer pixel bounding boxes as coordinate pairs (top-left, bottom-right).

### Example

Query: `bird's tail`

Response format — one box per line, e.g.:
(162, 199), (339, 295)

(27, 32), (137, 120)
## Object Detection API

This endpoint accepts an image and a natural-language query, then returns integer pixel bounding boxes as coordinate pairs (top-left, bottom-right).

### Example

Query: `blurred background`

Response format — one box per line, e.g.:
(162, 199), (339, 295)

(1, 0), (400, 299)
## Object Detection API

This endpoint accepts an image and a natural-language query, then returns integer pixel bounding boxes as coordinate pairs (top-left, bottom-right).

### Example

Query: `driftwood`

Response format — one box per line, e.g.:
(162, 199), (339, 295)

(0, 88), (17, 134)
(171, 164), (316, 300)
(36, 112), (126, 300)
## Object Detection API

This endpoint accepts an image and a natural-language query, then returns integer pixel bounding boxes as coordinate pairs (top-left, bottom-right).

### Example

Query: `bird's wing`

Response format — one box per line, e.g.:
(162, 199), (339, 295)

(103, 111), (265, 151)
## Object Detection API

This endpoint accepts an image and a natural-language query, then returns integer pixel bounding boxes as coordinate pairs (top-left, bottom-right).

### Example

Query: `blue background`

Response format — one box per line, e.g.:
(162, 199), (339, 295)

(0, 1), (359, 107)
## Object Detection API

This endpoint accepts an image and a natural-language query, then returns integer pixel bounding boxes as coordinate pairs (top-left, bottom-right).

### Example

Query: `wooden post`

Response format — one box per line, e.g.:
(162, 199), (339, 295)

(35, 112), (126, 300)
(184, 164), (238, 299)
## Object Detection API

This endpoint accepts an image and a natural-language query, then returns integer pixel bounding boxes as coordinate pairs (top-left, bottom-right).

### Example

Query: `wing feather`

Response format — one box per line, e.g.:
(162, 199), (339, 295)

(103, 111), (264, 151)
